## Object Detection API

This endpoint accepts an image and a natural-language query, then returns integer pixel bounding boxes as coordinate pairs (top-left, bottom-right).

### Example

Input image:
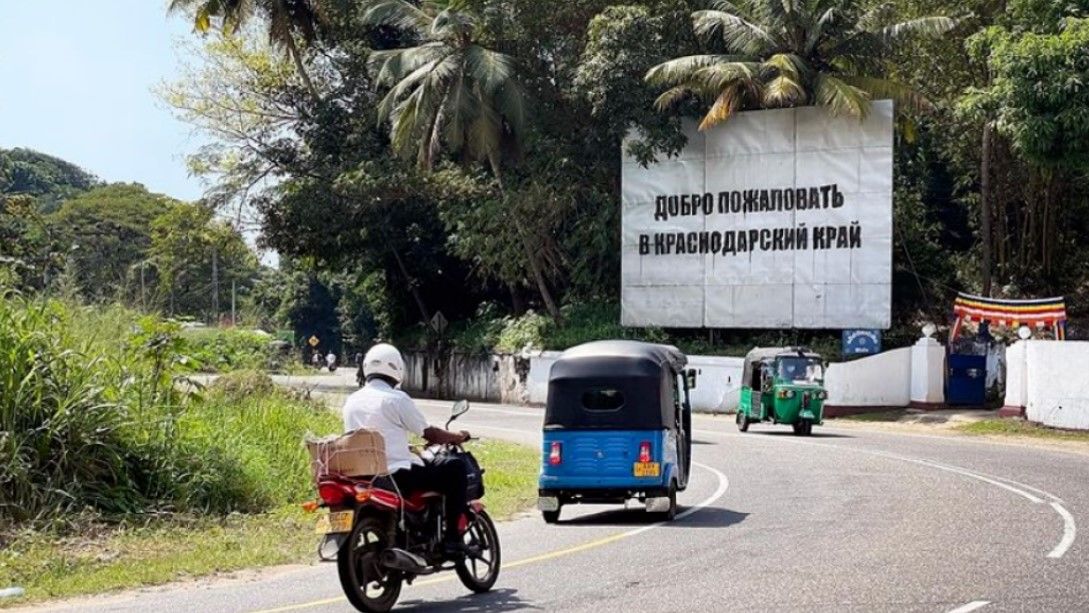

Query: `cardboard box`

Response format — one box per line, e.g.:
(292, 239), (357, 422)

(306, 429), (388, 479)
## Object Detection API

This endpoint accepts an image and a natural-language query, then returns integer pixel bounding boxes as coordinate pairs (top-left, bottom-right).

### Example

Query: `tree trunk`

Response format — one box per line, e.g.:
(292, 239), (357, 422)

(508, 282), (526, 315)
(487, 152), (563, 322)
(390, 245), (431, 324)
(284, 34), (320, 101)
(980, 122), (994, 297)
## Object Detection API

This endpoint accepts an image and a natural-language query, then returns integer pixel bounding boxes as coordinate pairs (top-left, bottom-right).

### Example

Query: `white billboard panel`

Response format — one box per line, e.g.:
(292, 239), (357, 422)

(621, 101), (893, 329)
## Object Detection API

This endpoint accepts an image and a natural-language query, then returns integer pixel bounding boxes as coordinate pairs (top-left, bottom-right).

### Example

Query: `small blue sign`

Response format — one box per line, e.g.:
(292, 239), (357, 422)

(842, 329), (882, 357)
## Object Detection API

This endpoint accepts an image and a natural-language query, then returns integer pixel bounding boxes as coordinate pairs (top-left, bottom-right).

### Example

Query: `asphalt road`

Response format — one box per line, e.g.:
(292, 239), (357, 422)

(21, 395), (1087, 613)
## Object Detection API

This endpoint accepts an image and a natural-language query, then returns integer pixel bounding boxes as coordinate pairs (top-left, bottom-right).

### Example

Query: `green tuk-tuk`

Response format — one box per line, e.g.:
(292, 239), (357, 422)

(736, 347), (827, 436)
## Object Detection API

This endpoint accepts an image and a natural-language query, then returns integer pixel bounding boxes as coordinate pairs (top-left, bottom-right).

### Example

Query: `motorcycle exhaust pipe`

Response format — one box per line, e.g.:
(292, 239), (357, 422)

(379, 548), (436, 575)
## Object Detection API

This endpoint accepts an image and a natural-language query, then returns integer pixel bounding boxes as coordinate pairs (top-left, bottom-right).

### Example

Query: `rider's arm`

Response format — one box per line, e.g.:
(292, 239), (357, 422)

(422, 426), (469, 445)
(396, 394), (469, 445)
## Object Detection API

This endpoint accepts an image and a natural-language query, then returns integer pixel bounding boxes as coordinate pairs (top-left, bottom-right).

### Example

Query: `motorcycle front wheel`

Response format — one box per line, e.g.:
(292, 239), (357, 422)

(338, 514), (402, 613)
(455, 509), (501, 593)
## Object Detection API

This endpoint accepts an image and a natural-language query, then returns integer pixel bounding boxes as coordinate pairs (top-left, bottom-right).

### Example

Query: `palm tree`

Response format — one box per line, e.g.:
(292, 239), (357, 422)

(362, 0), (525, 174)
(646, 0), (955, 130)
(169, 0), (322, 99)
(361, 1), (563, 320)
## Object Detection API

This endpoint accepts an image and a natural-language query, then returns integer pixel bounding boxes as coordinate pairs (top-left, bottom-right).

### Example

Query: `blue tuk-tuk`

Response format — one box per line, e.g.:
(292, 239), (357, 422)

(537, 341), (695, 522)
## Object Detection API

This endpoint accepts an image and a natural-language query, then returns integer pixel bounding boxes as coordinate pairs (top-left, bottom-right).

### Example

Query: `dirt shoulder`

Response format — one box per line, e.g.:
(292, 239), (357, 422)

(825, 409), (1089, 456)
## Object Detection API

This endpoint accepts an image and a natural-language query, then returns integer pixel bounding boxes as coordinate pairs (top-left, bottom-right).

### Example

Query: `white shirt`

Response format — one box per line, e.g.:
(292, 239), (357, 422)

(342, 380), (429, 472)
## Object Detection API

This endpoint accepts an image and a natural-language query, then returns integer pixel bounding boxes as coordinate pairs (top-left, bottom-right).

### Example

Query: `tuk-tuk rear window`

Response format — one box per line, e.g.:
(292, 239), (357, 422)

(581, 389), (625, 412)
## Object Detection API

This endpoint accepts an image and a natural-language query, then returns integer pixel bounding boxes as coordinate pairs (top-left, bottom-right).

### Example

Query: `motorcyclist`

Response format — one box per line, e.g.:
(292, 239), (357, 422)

(342, 343), (471, 556)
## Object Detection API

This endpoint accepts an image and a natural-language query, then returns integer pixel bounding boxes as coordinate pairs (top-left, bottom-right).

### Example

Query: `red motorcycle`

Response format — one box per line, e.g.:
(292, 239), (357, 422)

(308, 401), (500, 613)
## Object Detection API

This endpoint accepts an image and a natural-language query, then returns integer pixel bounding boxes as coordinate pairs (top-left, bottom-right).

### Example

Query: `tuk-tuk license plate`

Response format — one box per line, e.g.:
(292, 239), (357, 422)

(314, 510), (354, 535)
(633, 462), (660, 477)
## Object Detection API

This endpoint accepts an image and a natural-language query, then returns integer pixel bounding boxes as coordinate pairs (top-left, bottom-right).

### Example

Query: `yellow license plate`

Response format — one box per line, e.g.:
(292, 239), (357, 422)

(314, 510), (354, 534)
(633, 462), (660, 477)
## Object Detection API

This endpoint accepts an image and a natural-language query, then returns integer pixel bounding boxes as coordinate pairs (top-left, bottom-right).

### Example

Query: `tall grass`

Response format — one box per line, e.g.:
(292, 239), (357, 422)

(0, 294), (339, 529)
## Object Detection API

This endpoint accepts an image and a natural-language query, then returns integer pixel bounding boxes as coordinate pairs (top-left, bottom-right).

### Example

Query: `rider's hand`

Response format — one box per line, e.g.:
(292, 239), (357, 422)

(459, 430), (471, 443)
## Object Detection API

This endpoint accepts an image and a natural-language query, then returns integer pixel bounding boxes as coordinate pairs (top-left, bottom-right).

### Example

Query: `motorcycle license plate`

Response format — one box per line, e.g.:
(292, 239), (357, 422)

(314, 510), (354, 534)
(633, 462), (660, 477)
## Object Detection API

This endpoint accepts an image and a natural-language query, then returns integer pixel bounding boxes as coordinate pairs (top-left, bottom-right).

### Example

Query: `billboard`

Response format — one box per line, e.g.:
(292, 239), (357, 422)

(621, 100), (893, 329)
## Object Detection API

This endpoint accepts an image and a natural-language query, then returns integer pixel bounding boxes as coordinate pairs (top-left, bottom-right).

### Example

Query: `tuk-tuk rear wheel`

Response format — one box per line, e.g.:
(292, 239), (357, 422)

(542, 509), (560, 524)
(662, 481), (678, 520)
(792, 420), (813, 436)
(736, 411), (750, 432)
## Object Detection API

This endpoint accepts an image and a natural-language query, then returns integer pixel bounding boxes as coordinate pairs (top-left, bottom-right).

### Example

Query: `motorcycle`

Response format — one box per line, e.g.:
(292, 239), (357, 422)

(307, 400), (500, 613)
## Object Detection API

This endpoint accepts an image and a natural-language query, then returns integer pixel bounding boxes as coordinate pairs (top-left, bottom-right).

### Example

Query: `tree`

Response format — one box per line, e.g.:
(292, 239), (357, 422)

(0, 147), (98, 213)
(150, 204), (258, 320)
(169, 0), (323, 99)
(48, 184), (180, 304)
(360, 1), (570, 319)
(646, 0), (955, 129)
(959, 5), (1089, 285)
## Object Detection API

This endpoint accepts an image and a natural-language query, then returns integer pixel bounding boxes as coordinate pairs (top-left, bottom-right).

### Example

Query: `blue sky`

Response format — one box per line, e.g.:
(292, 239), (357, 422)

(0, 0), (205, 201)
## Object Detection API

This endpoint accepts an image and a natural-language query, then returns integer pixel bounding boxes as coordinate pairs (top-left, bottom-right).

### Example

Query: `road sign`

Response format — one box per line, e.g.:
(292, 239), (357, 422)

(430, 311), (448, 334)
(308, 335), (320, 347)
(842, 329), (881, 357)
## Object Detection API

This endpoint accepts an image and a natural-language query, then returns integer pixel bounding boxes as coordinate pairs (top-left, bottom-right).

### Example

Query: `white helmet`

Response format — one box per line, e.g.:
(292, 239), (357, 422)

(363, 343), (405, 384)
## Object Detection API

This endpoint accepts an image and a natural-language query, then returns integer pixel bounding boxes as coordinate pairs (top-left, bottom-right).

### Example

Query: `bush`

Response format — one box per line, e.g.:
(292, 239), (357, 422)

(207, 369), (277, 399)
(0, 294), (338, 527)
(180, 327), (279, 373)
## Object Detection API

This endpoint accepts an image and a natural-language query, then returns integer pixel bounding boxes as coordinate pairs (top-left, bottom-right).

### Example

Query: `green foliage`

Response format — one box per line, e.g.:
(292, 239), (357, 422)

(969, 19), (1089, 168)
(0, 147), (97, 211)
(574, 2), (697, 164)
(363, 0), (526, 170)
(0, 295), (337, 526)
(150, 203), (259, 319)
(646, 0), (955, 129)
(208, 369), (278, 398)
(48, 183), (180, 304)
(182, 327), (278, 373)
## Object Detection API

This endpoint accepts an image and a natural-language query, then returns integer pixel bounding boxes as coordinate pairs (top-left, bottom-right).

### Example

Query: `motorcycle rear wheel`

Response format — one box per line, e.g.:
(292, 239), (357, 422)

(338, 515), (402, 613)
(455, 509), (501, 593)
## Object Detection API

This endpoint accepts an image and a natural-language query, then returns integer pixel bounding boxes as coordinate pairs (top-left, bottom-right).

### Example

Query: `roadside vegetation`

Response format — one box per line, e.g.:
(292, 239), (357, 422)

(0, 294), (541, 604)
(0, 438), (536, 606)
(955, 419), (1089, 443)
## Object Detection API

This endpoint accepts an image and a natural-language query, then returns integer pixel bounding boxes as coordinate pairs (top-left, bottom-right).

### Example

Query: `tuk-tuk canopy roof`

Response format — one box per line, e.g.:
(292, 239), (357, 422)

(550, 341), (687, 380)
(545, 341), (687, 430)
(742, 346), (822, 385)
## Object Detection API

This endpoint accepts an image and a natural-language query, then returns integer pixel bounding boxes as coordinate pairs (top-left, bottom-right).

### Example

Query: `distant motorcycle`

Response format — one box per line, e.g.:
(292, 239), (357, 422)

(309, 401), (499, 612)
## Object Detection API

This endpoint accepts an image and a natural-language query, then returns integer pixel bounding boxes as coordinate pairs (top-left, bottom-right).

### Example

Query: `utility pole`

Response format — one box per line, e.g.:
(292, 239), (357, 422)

(211, 248), (219, 324)
(231, 279), (237, 327)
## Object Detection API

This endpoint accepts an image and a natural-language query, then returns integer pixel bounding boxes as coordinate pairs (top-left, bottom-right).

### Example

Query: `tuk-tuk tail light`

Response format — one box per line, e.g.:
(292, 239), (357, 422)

(639, 441), (652, 463)
(818, 390), (828, 400)
(777, 389), (796, 399)
(549, 442), (563, 465)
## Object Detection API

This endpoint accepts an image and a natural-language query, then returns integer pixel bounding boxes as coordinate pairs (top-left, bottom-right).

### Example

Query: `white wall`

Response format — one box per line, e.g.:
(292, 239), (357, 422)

(1003, 341), (1028, 410)
(686, 355), (744, 413)
(526, 351), (742, 413)
(526, 351), (561, 405)
(824, 347), (912, 407)
(407, 344), (936, 416)
(1023, 341), (1089, 430)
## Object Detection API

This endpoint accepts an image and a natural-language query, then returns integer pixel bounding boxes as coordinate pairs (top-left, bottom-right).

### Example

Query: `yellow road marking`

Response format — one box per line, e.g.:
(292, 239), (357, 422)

(250, 462), (729, 613)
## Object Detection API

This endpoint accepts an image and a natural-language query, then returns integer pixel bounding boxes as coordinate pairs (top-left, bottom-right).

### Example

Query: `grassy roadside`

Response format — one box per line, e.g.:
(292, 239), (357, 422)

(0, 438), (539, 607)
(954, 419), (1089, 442)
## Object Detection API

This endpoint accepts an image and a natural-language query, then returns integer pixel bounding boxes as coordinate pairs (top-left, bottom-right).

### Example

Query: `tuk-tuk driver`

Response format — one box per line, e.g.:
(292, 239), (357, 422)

(342, 343), (472, 555)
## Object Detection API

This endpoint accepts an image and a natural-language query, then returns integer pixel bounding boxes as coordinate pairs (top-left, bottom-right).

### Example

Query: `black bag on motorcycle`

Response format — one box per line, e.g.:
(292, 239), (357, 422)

(454, 452), (485, 500)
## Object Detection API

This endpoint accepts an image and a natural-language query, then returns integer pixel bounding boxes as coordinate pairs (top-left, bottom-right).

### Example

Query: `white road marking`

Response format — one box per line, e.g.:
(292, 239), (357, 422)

(1048, 501), (1077, 559)
(947, 600), (990, 613)
(714, 430), (1078, 560)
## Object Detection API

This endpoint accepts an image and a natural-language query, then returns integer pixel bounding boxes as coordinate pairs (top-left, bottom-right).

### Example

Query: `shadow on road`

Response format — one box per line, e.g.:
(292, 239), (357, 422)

(399, 587), (539, 611)
(558, 506), (747, 529)
(750, 430), (854, 439)
(692, 438), (716, 445)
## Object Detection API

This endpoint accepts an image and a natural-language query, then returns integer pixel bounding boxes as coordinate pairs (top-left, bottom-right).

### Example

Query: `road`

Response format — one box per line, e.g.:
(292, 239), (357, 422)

(21, 394), (1087, 613)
